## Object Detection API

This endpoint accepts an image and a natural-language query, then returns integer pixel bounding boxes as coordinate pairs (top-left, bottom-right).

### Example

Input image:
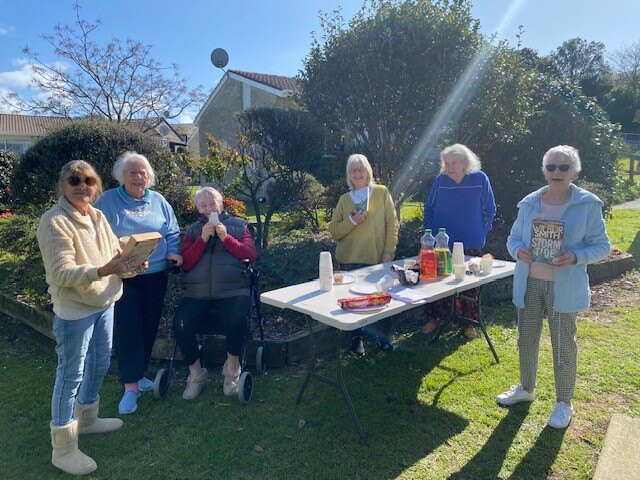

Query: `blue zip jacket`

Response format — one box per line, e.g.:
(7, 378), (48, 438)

(94, 186), (180, 275)
(423, 170), (496, 250)
(507, 184), (611, 313)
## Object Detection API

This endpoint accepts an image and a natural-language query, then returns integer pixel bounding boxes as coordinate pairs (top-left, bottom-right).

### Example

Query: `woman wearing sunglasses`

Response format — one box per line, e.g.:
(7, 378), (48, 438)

(94, 152), (182, 415)
(497, 145), (610, 429)
(37, 160), (142, 475)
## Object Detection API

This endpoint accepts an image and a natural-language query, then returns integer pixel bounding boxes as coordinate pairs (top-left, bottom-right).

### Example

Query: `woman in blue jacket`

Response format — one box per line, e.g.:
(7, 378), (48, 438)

(496, 145), (610, 429)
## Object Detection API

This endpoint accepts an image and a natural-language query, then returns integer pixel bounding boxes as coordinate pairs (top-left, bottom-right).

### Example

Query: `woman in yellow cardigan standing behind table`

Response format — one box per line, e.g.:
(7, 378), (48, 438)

(329, 153), (399, 356)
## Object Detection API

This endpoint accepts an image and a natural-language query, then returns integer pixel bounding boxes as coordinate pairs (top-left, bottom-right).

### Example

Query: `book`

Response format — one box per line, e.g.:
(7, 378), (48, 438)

(530, 218), (564, 265)
(120, 232), (162, 268)
(351, 187), (370, 213)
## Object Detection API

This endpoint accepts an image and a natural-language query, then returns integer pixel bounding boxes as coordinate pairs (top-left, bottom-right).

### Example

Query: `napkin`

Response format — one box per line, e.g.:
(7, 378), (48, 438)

(388, 286), (429, 304)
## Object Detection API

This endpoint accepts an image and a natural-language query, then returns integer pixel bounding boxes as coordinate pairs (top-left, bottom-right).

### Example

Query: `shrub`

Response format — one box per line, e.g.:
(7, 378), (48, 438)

(0, 150), (17, 206)
(12, 120), (168, 206)
(223, 196), (247, 218)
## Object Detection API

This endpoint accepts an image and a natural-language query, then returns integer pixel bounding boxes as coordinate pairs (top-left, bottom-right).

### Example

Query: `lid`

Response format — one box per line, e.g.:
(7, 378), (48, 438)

(438, 227), (446, 233)
(424, 228), (432, 234)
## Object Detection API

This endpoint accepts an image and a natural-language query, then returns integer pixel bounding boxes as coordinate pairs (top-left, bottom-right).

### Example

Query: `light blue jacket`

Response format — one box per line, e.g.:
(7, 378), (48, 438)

(94, 187), (180, 275)
(507, 184), (611, 313)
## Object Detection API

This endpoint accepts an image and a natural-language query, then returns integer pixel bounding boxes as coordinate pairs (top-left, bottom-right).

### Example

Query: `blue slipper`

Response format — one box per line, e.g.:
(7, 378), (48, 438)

(138, 377), (154, 393)
(118, 390), (141, 414)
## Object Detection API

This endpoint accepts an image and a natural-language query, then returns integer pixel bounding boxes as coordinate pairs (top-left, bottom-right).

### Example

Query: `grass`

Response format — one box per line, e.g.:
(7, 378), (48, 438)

(0, 207), (637, 479)
(606, 209), (640, 266)
(616, 157), (640, 185)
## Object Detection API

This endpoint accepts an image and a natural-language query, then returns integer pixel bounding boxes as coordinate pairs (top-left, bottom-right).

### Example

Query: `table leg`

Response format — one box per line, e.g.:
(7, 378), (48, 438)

(295, 317), (367, 442)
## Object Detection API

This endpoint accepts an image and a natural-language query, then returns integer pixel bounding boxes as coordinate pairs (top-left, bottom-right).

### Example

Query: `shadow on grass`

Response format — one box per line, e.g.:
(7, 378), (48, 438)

(447, 403), (531, 480)
(508, 426), (566, 480)
(628, 230), (640, 268)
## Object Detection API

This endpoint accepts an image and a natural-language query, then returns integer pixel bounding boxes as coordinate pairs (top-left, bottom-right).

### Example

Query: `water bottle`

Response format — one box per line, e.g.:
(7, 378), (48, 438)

(435, 228), (452, 276)
(419, 229), (437, 281)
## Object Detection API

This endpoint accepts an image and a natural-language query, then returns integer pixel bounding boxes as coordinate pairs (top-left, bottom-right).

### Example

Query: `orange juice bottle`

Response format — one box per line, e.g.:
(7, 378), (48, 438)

(419, 229), (437, 281)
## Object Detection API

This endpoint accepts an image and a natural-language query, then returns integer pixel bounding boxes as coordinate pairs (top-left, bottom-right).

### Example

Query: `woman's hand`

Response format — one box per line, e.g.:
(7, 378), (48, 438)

(553, 251), (577, 269)
(133, 261), (149, 274)
(98, 252), (135, 277)
(201, 223), (215, 242)
(215, 223), (227, 242)
(352, 211), (367, 224)
(380, 253), (394, 263)
(517, 247), (533, 264)
(167, 253), (183, 267)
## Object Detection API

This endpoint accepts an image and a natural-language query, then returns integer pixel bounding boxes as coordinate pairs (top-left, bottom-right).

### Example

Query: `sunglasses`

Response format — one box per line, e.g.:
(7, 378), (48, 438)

(545, 164), (571, 172)
(67, 175), (97, 187)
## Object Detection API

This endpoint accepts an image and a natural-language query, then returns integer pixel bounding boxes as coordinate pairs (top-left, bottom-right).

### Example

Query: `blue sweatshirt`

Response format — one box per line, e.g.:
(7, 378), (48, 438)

(423, 170), (496, 250)
(94, 186), (180, 274)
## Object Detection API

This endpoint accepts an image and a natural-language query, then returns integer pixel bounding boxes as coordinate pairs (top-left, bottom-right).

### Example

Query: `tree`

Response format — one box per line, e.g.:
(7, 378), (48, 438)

(299, 0), (538, 206)
(548, 38), (611, 100)
(1, 4), (205, 124)
(235, 107), (325, 250)
(607, 41), (640, 132)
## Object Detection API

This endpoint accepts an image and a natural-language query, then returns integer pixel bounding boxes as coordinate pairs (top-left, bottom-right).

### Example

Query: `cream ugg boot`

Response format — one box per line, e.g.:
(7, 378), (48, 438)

(221, 360), (241, 396)
(50, 420), (97, 475)
(74, 395), (124, 434)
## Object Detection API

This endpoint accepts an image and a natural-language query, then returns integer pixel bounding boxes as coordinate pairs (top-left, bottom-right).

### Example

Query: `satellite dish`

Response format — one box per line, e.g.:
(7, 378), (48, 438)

(210, 48), (229, 69)
(162, 110), (170, 118)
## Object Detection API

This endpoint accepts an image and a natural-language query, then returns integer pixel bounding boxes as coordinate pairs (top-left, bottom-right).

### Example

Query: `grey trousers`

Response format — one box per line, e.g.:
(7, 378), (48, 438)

(518, 277), (579, 402)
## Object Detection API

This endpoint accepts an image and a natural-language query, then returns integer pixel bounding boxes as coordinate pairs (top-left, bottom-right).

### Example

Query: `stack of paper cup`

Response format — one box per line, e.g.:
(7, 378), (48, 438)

(452, 242), (465, 266)
(319, 251), (334, 291)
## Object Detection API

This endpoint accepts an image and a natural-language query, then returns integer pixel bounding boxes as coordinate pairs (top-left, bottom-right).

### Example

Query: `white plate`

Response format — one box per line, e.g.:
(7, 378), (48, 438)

(341, 303), (389, 313)
(349, 283), (379, 295)
(334, 273), (357, 285)
(493, 260), (506, 268)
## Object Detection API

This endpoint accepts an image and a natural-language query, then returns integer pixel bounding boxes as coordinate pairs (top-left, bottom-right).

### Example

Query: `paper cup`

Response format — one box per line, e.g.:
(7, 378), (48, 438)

(481, 257), (493, 274)
(453, 264), (465, 280)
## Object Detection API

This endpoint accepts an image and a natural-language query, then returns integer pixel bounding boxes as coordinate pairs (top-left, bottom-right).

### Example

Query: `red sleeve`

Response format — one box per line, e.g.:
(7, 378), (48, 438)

(180, 234), (208, 271)
(222, 227), (258, 262)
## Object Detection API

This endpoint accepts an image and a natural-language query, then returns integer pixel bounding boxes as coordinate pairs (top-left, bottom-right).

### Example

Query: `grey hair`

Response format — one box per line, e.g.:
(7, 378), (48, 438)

(193, 186), (223, 209)
(542, 145), (582, 173)
(440, 144), (481, 174)
(112, 151), (156, 187)
(345, 154), (375, 191)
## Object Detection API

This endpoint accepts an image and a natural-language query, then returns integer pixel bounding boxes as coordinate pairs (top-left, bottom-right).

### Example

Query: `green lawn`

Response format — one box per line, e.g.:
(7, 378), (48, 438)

(607, 209), (640, 266)
(0, 209), (637, 479)
(616, 157), (640, 185)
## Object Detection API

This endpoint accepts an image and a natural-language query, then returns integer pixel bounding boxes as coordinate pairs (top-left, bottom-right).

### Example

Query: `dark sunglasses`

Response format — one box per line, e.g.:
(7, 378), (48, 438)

(545, 164), (570, 172)
(68, 175), (97, 187)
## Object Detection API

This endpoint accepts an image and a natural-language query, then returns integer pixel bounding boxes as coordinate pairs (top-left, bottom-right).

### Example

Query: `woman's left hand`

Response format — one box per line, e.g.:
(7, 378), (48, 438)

(167, 253), (183, 267)
(553, 252), (577, 269)
(380, 253), (394, 263)
(214, 223), (227, 242)
(133, 261), (149, 274)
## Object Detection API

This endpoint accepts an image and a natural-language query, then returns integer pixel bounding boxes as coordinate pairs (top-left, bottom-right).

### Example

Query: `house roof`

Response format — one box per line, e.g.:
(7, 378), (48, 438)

(171, 123), (198, 138)
(0, 113), (70, 135)
(228, 70), (299, 93)
(128, 118), (186, 145)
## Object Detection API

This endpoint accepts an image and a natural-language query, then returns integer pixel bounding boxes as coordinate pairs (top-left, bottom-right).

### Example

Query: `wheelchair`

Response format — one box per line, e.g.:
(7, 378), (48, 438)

(152, 261), (266, 404)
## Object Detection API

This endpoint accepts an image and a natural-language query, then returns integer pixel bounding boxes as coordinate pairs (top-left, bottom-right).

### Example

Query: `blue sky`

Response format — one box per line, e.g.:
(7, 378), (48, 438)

(1, 0), (638, 122)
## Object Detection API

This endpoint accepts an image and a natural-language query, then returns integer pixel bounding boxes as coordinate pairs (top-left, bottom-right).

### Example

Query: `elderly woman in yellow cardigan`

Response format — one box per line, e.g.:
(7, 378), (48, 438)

(329, 153), (399, 355)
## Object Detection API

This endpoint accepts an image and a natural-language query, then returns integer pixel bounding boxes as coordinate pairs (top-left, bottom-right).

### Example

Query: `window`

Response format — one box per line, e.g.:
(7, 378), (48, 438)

(1, 139), (31, 155)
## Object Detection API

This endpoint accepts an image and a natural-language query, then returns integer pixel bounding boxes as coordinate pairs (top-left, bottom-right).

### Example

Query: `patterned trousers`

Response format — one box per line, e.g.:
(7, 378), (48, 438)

(518, 277), (578, 402)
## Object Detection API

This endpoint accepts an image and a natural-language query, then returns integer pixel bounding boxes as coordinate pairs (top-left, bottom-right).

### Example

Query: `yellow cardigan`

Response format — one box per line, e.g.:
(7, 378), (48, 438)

(329, 184), (399, 265)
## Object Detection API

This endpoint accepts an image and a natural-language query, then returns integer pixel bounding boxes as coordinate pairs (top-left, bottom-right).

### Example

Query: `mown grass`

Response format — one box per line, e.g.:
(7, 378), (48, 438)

(606, 209), (640, 267)
(0, 204), (637, 479)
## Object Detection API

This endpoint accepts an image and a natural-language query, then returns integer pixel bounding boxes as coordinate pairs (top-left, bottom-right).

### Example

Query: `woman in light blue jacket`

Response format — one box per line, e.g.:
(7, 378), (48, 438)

(496, 145), (610, 429)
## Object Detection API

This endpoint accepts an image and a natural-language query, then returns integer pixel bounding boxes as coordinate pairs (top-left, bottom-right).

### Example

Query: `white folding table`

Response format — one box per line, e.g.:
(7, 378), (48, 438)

(260, 256), (515, 441)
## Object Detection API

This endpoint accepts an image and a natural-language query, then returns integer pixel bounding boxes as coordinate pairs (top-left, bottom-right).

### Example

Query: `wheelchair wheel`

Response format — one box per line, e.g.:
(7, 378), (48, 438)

(256, 345), (267, 375)
(153, 368), (170, 399)
(237, 371), (253, 405)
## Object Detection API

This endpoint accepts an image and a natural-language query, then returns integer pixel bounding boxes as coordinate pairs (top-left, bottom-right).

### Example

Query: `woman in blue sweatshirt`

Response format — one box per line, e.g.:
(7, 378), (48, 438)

(94, 152), (182, 415)
(422, 144), (496, 339)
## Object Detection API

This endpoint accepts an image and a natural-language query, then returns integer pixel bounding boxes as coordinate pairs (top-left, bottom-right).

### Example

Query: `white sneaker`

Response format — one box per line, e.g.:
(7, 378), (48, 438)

(547, 402), (573, 428)
(496, 385), (535, 406)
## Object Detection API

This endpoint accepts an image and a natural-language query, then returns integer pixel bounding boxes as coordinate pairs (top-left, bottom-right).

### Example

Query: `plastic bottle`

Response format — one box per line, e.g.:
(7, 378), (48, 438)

(419, 229), (437, 281)
(435, 228), (452, 276)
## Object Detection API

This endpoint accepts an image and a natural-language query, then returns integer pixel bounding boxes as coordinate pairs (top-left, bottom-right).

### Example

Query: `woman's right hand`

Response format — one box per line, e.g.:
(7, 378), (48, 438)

(352, 211), (367, 224)
(201, 222), (215, 242)
(517, 247), (532, 264)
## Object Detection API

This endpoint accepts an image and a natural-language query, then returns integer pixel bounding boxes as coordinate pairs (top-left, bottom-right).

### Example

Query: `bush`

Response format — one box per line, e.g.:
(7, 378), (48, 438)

(11, 120), (168, 206)
(223, 196), (247, 218)
(0, 150), (17, 206)
(0, 206), (44, 259)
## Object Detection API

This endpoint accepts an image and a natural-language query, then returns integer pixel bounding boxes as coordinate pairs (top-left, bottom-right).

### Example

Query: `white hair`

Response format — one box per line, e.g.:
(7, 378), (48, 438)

(193, 186), (223, 209)
(112, 151), (156, 187)
(542, 145), (582, 173)
(440, 144), (481, 174)
(345, 154), (375, 191)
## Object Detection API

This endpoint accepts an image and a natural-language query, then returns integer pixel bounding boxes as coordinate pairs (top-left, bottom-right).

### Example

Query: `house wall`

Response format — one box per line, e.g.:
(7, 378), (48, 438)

(197, 78), (243, 151)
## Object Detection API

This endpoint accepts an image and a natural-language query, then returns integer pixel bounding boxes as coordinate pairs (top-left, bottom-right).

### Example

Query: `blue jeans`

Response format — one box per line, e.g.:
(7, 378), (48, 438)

(51, 307), (114, 426)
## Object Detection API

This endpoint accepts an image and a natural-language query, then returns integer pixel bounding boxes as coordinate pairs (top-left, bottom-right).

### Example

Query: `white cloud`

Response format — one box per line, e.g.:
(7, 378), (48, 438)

(0, 60), (38, 89)
(0, 87), (20, 113)
(176, 111), (195, 124)
(0, 23), (13, 36)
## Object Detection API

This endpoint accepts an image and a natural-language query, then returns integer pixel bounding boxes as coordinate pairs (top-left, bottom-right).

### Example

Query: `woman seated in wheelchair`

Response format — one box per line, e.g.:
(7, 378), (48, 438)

(174, 187), (257, 399)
